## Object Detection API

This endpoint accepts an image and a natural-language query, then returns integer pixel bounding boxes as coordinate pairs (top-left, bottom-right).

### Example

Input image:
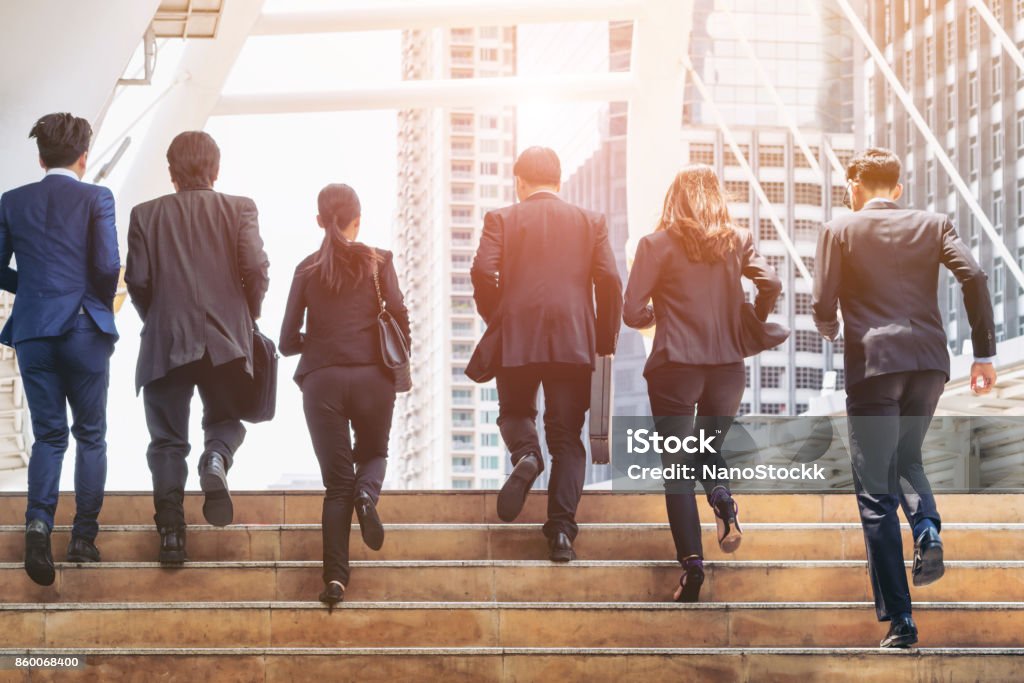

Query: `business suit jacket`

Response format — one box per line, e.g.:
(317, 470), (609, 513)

(813, 199), (996, 387)
(471, 192), (623, 368)
(623, 228), (782, 375)
(279, 249), (411, 384)
(125, 189), (270, 391)
(0, 174), (120, 345)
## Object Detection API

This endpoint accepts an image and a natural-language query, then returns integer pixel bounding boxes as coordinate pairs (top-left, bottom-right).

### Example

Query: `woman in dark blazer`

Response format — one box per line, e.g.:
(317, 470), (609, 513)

(623, 165), (781, 602)
(280, 183), (411, 606)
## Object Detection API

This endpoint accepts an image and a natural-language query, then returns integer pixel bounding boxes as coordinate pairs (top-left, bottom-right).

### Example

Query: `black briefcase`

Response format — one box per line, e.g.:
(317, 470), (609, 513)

(590, 355), (613, 465)
(240, 324), (279, 423)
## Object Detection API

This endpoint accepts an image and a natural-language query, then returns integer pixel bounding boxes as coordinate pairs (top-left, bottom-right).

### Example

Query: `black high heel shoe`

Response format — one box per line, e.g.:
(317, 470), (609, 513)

(319, 580), (346, 611)
(674, 556), (705, 603)
(711, 487), (742, 554)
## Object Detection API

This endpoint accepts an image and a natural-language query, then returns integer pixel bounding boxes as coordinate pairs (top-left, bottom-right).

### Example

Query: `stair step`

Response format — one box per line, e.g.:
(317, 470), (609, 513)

(1, 561), (1021, 604)
(0, 647), (1021, 682)
(1, 523), (1021, 563)
(2, 491), (1020, 525)
(0, 602), (1019, 649)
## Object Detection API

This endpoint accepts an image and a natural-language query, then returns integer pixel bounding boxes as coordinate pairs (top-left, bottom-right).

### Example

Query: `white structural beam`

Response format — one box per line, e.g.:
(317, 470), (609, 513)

(112, 0), (266, 241)
(252, 0), (645, 35)
(625, 0), (691, 258)
(833, 0), (1024, 292)
(971, 0), (1024, 75)
(214, 73), (637, 115)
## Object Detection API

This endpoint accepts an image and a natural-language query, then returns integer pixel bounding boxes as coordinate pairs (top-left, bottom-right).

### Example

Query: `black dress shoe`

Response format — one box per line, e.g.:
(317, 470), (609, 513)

(158, 526), (187, 564)
(355, 493), (385, 551)
(199, 451), (233, 527)
(24, 519), (55, 586)
(66, 537), (101, 563)
(674, 558), (705, 603)
(319, 580), (345, 610)
(880, 614), (918, 648)
(497, 453), (541, 522)
(912, 526), (944, 587)
(548, 532), (576, 563)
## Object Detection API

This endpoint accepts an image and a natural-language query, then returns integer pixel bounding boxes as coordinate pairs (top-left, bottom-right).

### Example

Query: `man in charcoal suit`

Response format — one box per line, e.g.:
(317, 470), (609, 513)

(470, 146), (623, 562)
(813, 147), (997, 647)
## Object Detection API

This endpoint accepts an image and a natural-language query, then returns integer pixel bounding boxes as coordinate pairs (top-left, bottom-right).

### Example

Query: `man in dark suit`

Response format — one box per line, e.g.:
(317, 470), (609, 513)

(813, 148), (997, 648)
(0, 113), (120, 585)
(126, 131), (269, 562)
(471, 146), (622, 562)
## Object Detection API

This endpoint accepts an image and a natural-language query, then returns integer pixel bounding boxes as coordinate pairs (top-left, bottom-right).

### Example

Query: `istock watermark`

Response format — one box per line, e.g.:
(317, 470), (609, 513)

(606, 415), (1024, 493)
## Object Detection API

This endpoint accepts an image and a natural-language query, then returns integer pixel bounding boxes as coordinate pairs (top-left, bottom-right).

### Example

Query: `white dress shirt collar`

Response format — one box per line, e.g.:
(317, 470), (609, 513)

(45, 167), (80, 180)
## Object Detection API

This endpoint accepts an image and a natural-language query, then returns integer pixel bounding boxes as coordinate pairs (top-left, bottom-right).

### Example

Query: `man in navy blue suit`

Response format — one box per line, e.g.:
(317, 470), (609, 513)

(0, 113), (120, 586)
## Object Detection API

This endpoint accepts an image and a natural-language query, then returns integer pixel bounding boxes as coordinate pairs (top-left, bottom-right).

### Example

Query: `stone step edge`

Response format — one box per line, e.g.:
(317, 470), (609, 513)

(0, 601), (1021, 611)
(1, 560), (1019, 569)
(3, 491), (1020, 497)
(0, 647), (1022, 656)
(3, 523), (1022, 532)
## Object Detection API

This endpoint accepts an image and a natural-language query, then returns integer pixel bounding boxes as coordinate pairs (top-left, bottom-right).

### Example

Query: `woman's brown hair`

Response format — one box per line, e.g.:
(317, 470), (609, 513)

(656, 165), (739, 263)
(307, 184), (381, 292)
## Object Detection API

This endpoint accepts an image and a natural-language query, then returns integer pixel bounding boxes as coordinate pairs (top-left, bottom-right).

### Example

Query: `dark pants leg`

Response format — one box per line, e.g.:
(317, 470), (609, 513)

(18, 316), (113, 539)
(646, 363), (745, 564)
(846, 371), (945, 621)
(143, 356), (247, 528)
(539, 366), (591, 540)
(496, 364), (591, 540)
(302, 365), (396, 585)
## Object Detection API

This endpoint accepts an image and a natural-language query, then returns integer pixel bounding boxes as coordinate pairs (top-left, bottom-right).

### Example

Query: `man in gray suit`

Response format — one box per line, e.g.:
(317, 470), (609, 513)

(813, 148), (997, 648)
(126, 131), (269, 562)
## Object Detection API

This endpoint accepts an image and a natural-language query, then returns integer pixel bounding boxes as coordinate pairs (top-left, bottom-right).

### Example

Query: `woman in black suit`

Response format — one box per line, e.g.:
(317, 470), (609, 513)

(623, 165), (782, 602)
(280, 184), (411, 606)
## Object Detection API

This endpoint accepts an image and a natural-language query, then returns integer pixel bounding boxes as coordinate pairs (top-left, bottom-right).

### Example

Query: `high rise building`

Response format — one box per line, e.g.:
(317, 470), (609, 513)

(564, 2), (858, 417)
(863, 0), (1024, 354)
(392, 26), (519, 489)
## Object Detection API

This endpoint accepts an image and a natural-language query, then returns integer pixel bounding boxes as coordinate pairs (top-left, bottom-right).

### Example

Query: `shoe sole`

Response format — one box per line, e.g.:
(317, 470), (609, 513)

(200, 470), (233, 527)
(549, 549), (576, 563)
(717, 517), (743, 554)
(497, 459), (539, 522)
(158, 550), (187, 565)
(25, 528), (55, 586)
(881, 633), (918, 648)
(356, 501), (385, 551)
(65, 554), (99, 563)
(913, 542), (945, 587)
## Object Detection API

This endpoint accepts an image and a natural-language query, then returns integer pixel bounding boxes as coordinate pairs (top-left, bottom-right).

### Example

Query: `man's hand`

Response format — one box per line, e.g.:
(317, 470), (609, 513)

(815, 319), (841, 342)
(970, 362), (997, 395)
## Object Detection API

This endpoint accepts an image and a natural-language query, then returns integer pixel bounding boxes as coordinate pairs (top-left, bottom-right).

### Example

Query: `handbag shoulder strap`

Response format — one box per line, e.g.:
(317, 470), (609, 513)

(370, 248), (386, 315)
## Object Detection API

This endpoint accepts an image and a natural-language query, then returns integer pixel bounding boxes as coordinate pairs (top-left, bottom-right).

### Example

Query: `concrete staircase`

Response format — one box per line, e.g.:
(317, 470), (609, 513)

(0, 491), (1022, 681)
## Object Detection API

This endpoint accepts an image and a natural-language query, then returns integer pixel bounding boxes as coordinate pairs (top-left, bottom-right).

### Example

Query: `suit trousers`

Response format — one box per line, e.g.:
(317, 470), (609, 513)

(495, 363), (591, 540)
(17, 315), (114, 540)
(301, 364), (395, 585)
(645, 362), (746, 563)
(845, 370), (946, 621)
(143, 354), (248, 528)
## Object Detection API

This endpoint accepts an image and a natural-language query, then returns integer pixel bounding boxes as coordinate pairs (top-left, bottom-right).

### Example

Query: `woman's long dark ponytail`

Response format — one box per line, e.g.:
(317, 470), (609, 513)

(308, 183), (381, 292)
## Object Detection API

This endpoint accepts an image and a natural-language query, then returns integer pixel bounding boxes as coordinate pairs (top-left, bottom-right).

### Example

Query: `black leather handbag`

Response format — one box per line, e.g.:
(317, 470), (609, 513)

(240, 323), (279, 423)
(372, 254), (412, 393)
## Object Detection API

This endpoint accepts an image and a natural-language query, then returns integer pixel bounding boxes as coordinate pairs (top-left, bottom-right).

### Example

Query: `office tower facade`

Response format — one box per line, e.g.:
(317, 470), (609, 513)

(393, 27), (518, 489)
(564, 4), (857, 417)
(864, 0), (1024, 352)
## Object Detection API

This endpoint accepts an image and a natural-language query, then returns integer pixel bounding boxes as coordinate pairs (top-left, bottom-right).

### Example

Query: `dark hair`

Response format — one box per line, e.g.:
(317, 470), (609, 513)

(846, 147), (901, 189)
(656, 165), (739, 263)
(513, 146), (561, 185)
(166, 131), (220, 189)
(29, 113), (92, 168)
(307, 184), (381, 292)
